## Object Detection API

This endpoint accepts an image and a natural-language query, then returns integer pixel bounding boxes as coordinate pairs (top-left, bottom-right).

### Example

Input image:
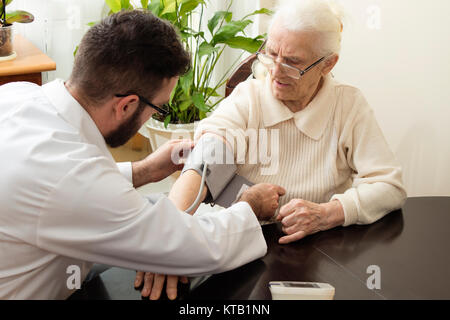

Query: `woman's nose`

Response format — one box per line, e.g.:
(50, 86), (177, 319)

(270, 60), (284, 78)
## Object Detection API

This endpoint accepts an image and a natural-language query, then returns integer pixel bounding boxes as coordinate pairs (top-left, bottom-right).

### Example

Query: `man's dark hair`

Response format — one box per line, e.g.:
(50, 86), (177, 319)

(69, 10), (190, 104)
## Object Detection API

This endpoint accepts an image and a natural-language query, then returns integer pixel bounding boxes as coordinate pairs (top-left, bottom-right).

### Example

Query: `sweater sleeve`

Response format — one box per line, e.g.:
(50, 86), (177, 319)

(331, 89), (407, 226)
(195, 81), (253, 161)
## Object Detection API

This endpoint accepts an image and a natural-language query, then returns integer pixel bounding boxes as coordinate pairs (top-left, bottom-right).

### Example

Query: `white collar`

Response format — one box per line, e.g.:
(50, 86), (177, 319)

(41, 79), (113, 160)
(261, 74), (336, 141)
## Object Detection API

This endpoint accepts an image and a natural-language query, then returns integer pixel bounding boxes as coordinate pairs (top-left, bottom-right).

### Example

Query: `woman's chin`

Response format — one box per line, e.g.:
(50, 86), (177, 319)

(272, 83), (292, 101)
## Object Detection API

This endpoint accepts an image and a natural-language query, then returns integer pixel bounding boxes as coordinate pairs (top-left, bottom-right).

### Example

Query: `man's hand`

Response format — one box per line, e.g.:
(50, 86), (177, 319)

(134, 272), (188, 300)
(132, 139), (194, 188)
(276, 199), (345, 244)
(239, 183), (286, 220)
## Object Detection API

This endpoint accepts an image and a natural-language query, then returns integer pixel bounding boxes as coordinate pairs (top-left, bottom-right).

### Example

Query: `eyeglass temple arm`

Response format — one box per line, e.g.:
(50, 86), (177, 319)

(256, 39), (267, 53)
(302, 56), (327, 75)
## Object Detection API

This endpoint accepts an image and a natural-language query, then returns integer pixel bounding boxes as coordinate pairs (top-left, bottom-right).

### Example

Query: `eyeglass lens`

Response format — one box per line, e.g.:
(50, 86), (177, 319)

(257, 53), (300, 79)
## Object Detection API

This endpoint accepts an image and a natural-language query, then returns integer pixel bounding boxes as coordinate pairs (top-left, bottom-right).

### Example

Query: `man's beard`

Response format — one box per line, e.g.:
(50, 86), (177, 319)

(104, 104), (146, 148)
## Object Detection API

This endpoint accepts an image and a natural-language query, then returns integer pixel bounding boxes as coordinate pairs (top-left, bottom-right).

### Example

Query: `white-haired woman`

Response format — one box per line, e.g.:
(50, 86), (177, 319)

(135, 0), (407, 299)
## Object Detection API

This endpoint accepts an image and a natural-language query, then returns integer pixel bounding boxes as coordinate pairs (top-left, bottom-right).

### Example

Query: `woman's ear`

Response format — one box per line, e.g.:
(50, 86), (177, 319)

(322, 54), (339, 76)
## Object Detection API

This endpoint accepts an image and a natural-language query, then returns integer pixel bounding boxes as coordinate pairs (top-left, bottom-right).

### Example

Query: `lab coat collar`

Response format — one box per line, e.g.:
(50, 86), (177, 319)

(42, 79), (113, 160)
(261, 74), (336, 141)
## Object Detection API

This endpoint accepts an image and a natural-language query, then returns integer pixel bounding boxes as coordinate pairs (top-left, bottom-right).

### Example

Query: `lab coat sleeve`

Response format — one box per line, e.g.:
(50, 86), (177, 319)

(116, 161), (133, 183)
(36, 157), (267, 276)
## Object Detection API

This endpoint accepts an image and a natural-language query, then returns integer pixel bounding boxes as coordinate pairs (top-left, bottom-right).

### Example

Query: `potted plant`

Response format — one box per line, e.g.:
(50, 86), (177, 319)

(0, 0), (34, 60)
(101, 0), (271, 150)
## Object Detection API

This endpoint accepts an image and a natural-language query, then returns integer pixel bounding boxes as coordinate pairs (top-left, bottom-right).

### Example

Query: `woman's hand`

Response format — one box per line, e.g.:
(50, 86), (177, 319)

(276, 199), (345, 244)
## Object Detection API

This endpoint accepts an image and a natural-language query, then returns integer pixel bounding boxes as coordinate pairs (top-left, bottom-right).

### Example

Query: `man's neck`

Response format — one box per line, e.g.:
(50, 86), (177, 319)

(64, 81), (88, 109)
(64, 81), (109, 137)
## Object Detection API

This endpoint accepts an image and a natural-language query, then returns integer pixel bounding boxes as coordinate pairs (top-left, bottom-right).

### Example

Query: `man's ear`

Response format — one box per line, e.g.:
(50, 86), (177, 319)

(113, 95), (139, 121)
(321, 54), (339, 76)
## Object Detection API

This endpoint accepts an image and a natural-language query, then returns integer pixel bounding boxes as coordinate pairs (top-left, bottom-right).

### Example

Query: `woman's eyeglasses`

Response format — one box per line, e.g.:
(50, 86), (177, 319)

(255, 39), (328, 80)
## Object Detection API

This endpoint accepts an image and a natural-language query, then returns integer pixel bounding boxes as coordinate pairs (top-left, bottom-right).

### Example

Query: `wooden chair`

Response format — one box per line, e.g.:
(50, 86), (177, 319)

(225, 54), (258, 97)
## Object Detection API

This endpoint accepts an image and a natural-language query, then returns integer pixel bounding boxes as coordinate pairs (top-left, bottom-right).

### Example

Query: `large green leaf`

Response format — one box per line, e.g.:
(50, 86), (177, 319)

(148, 0), (162, 16)
(242, 8), (273, 20)
(160, 0), (205, 17)
(198, 41), (218, 58)
(179, 68), (194, 96)
(105, 0), (122, 13)
(163, 114), (172, 128)
(105, 0), (132, 13)
(5, 10), (34, 24)
(223, 36), (263, 53)
(212, 20), (252, 45)
(180, 28), (204, 41)
(179, 96), (193, 111)
(179, 0), (204, 16)
(140, 0), (149, 9)
(121, 0), (132, 9)
(207, 11), (232, 35)
(205, 87), (220, 97)
(160, 0), (182, 16)
(192, 92), (209, 112)
(199, 110), (207, 119)
(0, 0), (14, 12)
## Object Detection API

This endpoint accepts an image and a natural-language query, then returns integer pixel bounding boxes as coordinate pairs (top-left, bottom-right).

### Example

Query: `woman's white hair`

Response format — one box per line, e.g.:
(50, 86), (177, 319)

(269, 0), (345, 57)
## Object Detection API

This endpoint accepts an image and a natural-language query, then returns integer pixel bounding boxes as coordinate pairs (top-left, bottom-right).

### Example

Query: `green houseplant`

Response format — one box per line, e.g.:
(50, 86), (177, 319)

(98, 0), (271, 149)
(0, 0), (34, 58)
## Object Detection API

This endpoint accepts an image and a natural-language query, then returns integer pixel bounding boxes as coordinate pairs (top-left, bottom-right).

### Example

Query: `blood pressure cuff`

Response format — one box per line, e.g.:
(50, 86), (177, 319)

(181, 134), (237, 203)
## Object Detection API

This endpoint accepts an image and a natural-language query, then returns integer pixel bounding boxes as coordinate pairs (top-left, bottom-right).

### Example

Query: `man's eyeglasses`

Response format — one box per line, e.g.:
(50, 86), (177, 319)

(255, 39), (328, 80)
(115, 93), (169, 117)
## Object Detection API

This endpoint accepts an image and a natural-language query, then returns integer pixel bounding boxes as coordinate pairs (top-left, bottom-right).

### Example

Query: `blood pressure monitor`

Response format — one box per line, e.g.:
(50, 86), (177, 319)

(269, 281), (335, 300)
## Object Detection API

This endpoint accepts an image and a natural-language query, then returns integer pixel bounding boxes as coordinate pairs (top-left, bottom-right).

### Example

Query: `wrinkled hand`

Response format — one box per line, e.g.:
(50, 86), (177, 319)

(134, 272), (188, 300)
(239, 183), (286, 220)
(276, 199), (344, 244)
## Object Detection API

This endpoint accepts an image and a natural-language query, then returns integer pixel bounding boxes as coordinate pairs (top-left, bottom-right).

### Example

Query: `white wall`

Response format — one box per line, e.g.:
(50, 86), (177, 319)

(332, 0), (450, 196)
(9, 0), (105, 82)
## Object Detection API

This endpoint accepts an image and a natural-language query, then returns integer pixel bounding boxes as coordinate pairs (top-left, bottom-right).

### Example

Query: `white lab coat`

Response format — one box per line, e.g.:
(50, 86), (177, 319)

(0, 80), (267, 299)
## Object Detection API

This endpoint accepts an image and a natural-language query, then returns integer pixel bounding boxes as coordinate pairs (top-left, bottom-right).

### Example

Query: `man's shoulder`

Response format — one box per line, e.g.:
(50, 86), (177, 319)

(0, 81), (41, 92)
(0, 81), (44, 113)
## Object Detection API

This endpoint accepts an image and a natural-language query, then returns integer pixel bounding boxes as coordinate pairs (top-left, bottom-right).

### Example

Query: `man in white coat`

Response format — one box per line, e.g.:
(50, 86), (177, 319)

(0, 10), (285, 299)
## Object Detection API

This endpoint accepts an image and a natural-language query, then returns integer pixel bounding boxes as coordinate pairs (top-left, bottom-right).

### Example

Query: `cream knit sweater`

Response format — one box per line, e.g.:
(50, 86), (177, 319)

(195, 74), (407, 226)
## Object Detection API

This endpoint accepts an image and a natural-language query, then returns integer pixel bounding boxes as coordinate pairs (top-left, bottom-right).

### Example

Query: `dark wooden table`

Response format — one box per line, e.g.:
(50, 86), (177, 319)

(70, 197), (450, 300)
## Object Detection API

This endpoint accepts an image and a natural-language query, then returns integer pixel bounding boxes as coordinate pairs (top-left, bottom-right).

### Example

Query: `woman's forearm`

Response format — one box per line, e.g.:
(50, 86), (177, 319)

(168, 169), (208, 214)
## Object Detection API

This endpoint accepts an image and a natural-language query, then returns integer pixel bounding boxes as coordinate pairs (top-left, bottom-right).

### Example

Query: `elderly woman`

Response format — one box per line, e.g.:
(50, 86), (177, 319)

(136, 0), (406, 299)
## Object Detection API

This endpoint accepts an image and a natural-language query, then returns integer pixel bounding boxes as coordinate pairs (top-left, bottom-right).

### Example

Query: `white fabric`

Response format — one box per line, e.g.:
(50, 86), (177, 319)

(0, 80), (267, 299)
(195, 74), (407, 226)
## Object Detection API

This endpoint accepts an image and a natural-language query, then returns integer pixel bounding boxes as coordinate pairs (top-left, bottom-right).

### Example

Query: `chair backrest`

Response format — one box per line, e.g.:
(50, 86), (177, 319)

(225, 54), (258, 97)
